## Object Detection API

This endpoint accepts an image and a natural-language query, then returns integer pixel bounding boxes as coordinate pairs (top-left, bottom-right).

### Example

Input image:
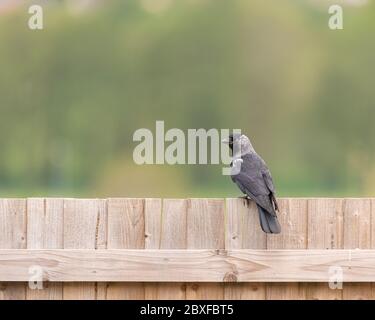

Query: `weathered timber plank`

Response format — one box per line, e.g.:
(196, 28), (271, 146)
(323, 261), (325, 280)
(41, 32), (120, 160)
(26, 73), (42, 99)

(63, 199), (106, 299)
(224, 198), (266, 299)
(106, 198), (145, 299)
(145, 199), (187, 300)
(0, 199), (27, 300)
(372, 199), (375, 299)
(343, 198), (372, 299)
(306, 198), (343, 300)
(186, 199), (225, 299)
(0, 249), (373, 282)
(266, 198), (308, 299)
(26, 198), (64, 300)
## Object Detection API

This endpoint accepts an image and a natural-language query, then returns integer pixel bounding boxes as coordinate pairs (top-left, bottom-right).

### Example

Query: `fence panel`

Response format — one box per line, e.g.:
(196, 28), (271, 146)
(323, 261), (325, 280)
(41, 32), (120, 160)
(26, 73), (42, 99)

(0, 198), (374, 300)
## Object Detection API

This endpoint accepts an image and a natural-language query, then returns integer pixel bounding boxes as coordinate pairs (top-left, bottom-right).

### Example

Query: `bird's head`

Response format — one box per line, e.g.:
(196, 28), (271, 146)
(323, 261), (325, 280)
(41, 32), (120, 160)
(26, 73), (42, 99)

(222, 133), (254, 155)
(221, 133), (241, 149)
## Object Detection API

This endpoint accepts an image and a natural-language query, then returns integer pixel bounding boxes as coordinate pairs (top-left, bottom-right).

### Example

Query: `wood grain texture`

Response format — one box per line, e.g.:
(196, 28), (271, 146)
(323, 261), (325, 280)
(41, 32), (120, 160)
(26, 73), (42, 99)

(144, 199), (163, 250)
(306, 198), (343, 300)
(26, 198), (64, 300)
(0, 249), (374, 282)
(106, 198), (145, 300)
(372, 198), (375, 299)
(266, 198), (308, 300)
(186, 199), (225, 299)
(0, 199), (27, 249)
(63, 199), (106, 300)
(0, 197), (374, 300)
(343, 198), (372, 300)
(0, 199), (26, 300)
(224, 198), (266, 299)
(145, 199), (187, 300)
(94, 200), (107, 300)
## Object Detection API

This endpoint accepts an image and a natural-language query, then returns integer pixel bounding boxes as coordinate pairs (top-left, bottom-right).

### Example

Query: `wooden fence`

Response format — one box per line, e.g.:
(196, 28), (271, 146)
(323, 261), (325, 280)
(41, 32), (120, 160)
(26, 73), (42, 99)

(0, 197), (374, 300)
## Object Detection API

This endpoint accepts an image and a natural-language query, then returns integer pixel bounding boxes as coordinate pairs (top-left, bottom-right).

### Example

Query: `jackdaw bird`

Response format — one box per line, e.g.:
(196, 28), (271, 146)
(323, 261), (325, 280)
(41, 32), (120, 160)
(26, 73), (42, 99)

(222, 133), (281, 234)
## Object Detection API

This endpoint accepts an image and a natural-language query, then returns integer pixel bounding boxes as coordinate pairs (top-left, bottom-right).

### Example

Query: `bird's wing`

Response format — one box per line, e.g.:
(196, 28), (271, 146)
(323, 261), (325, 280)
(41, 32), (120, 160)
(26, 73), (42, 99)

(261, 166), (279, 211)
(231, 154), (275, 214)
(262, 168), (275, 193)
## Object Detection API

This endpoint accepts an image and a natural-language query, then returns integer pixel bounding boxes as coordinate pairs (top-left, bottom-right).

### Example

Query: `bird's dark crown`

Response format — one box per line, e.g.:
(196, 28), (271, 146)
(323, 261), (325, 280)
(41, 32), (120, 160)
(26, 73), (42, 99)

(227, 133), (242, 153)
(228, 133), (242, 145)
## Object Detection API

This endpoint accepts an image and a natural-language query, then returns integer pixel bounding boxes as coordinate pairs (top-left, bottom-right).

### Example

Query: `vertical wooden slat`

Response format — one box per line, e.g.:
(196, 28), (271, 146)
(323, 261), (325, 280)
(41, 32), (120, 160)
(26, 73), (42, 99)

(63, 199), (106, 300)
(144, 199), (163, 250)
(186, 198), (225, 300)
(0, 199), (27, 300)
(106, 198), (145, 300)
(343, 198), (372, 300)
(26, 198), (64, 300)
(306, 198), (343, 300)
(145, 199), (187, 300)
(94, 200), (108, 300)
(266, 198), (308, 300)
(224, 198), (266, 299)
(371, 198), (375, 299)
(144, 198), (163, 300)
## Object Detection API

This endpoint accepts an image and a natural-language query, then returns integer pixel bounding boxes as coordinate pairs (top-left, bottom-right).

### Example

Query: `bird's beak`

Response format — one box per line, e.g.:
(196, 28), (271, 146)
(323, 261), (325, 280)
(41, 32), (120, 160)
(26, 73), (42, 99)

(221, 138), (229, 144)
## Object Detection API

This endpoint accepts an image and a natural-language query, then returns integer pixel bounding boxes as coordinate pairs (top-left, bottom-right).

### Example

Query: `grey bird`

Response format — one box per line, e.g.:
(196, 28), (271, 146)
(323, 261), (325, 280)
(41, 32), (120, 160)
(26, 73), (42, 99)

(222, 133), (281, 234)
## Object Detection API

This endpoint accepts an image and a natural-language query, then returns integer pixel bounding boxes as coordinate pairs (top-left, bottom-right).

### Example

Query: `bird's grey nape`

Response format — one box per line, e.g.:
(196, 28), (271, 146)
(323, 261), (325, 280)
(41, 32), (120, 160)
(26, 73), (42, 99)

(233, 134), (256, 157)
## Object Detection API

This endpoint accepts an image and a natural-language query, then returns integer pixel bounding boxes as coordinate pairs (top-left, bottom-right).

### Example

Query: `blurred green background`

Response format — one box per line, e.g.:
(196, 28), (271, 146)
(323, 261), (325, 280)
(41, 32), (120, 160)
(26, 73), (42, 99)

(0, 0), (374, 198)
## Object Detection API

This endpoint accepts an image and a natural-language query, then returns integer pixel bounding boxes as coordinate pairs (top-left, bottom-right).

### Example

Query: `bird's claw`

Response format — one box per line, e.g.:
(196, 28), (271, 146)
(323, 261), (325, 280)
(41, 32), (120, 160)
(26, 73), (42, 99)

(238, 195), (251, 207)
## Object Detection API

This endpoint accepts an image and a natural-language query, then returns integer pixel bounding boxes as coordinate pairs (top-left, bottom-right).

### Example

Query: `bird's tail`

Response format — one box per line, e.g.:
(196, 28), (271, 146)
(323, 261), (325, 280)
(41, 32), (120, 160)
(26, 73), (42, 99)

(257, 205), (281, 234)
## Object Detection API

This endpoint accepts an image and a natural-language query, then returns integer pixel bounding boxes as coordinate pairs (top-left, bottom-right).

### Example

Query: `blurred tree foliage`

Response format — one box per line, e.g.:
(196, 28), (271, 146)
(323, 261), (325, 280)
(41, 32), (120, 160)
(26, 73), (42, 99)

(0, 0), (374, 197)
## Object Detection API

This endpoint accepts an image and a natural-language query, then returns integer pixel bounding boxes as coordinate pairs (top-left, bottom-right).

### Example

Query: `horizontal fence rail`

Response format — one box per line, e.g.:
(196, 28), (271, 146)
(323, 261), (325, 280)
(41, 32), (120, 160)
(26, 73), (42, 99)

(0, 249), (374, 282)
(0, 197), (374, 300)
